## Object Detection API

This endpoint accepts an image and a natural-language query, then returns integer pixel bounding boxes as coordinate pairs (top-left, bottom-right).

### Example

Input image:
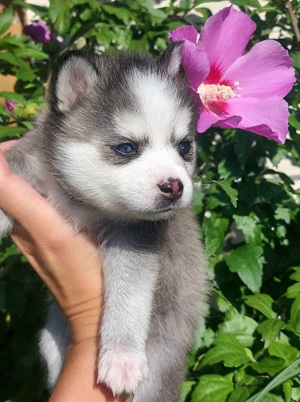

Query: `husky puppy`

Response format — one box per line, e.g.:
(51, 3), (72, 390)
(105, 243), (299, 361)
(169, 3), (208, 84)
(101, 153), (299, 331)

(0, 43), (207, 401)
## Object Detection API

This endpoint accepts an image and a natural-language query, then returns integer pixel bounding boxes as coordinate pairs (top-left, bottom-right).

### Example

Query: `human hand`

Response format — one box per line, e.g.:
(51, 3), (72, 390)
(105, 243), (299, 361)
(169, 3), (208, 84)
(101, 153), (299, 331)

(0, 141), (103, 345)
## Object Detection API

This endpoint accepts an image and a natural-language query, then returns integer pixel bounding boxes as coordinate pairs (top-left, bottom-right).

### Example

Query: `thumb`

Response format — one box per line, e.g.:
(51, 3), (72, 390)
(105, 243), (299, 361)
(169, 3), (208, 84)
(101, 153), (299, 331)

(0, 147), (14, 182)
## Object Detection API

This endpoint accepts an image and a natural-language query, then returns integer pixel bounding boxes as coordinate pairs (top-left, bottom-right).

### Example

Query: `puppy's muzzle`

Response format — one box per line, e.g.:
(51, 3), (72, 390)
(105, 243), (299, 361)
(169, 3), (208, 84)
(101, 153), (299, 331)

(158, 178), (183, 201)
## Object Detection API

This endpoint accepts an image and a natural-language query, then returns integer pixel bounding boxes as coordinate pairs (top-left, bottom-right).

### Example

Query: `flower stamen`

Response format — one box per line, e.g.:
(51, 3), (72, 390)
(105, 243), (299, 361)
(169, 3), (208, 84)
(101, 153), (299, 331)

(197, 83), (237, 109)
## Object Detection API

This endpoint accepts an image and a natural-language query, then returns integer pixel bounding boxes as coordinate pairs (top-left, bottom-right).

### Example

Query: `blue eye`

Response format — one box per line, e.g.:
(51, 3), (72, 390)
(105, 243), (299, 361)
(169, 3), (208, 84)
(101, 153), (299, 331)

(178, 140), (192, 156)
(116, 142), (137, 155)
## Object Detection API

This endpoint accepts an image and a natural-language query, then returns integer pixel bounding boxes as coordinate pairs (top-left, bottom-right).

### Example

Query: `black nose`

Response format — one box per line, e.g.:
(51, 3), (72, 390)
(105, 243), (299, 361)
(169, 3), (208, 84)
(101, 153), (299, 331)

(158, 178), (183, 201)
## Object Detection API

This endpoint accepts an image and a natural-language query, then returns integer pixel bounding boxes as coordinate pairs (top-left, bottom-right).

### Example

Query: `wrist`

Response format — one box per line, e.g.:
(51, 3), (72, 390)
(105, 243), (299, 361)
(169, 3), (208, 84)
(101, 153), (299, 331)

(63, 296), (102, 345)
(52, 340), (131, 402)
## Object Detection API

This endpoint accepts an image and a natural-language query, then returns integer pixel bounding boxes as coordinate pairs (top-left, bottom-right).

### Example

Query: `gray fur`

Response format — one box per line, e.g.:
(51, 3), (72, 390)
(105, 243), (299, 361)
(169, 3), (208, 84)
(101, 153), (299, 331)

(1, 45), (207, 401)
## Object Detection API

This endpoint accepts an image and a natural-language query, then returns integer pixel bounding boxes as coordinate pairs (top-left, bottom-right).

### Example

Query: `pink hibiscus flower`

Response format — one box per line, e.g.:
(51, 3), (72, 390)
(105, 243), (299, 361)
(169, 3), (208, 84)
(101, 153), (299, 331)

(169, 6), (296, 143)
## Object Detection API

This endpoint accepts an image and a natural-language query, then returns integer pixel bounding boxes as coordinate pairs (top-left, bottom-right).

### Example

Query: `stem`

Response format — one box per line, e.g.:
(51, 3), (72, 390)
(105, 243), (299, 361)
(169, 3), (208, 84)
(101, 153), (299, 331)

(286, 0), (300, 44)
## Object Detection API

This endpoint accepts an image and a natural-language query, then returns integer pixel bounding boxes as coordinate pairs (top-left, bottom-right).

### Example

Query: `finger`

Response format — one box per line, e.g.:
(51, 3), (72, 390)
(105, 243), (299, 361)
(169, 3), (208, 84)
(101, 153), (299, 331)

(0, 149), (70, 237)
(0, 140), (18, 152)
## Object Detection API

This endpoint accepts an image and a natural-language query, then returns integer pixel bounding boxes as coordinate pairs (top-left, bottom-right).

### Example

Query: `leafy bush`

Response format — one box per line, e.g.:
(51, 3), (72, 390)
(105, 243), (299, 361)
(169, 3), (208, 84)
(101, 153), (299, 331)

(0, 1), (299, 401)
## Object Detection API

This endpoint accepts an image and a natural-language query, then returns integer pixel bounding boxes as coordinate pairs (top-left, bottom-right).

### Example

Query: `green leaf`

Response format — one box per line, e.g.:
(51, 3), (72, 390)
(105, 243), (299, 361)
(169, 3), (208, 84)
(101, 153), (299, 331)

(283, 381), (292, 402)
(200, 334), (250, 368)
(289, 295), (300, 333)
(0, 92), (26, 102)
(214, 180), (238, 208)
(0, 51), (20, 66)
(102, 4), (133, 25)
(0, 33), (25, 48)
(253, 342), (300, 377)
(286, 282), (300, 299)
(224, 245), (263, 293)
(202, 216), (225, 257)
(264, 170), (295, 192)
(275, 207), (291, 224)
(261, 394), (284, 402)
(289, 113), (300, 130)
(192, 189), (204, 214)
(231, 0), (261, 7)
(234, 214), (261, 245)
(141, 0), (167, 21)
(245, 294), (276, 319)
(15, 63), (36, 82)
(291, 387), (300, 401)
(214, 289), (237, 313)
(179, 380), (195, 402)
(191, 374), (233, 402)
(257, 319), (284, 347)
(14, 48), (49, 61)
(289, 267), (300, 282)
(269, 341), (299, 365)
(95, 25), (119, 47)
(49, 0), (72, 34)
(0, 7), (13, 36)
(218, 314), (258, 347)
(252, 356), (286, 376)
(69, 22), (97, 45)
(227, 387), (250, 402)
(0, 126), (27, 138)
(130, 34), (151, 52)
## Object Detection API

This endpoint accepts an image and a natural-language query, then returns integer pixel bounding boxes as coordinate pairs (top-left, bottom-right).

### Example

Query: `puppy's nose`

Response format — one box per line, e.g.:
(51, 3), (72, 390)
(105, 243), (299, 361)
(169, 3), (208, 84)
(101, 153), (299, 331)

(158, 178), (183, 201)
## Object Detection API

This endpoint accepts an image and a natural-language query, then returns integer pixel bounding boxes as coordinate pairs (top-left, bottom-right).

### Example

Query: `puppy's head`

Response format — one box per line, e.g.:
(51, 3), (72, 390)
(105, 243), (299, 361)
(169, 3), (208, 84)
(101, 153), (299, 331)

(46, 45), (198, 221)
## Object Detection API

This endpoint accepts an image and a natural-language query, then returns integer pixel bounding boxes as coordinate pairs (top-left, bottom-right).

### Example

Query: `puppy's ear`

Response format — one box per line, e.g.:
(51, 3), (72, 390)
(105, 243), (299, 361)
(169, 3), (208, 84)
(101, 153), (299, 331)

(49, 51), (98, 113)
(160, 41), (184, 78)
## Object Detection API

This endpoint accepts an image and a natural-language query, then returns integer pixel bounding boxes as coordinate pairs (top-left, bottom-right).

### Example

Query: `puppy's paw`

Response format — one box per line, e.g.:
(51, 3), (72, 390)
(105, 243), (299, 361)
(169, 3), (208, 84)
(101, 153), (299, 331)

(0, 209), (13, 236)
(97, 349), (149, 395)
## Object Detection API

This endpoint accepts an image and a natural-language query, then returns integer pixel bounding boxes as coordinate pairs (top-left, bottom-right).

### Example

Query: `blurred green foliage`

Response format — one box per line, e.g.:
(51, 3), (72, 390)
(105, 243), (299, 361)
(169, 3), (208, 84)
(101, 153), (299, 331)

(0, 0), (299, 401)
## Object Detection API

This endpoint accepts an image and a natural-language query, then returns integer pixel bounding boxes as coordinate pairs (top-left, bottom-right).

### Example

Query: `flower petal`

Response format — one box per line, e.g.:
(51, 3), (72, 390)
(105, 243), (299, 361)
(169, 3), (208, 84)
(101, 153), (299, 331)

(221, 97), (289, 143)
(198, 6), (256, 80)
(222, 40), (296, 98)
(197, 105), (241, 133)
(23, 21), (51, 44)
(197, 104), (220, 133)
(181, 41), (210, 91)
(168, 25), (198, 44)
(4, 100), (15, 114)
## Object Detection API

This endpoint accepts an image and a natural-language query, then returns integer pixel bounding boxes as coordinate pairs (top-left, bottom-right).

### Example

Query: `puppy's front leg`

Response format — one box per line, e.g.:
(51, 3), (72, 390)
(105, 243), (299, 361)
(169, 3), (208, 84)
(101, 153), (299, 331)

(97, 224), (159, 396)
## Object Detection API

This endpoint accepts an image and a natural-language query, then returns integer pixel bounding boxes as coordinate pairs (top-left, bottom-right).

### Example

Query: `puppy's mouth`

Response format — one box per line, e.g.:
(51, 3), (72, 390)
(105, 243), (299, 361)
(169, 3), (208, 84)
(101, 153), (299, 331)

(153, 196), (180, 212)
(148, 201), (177, 217)
(142, 198), (176, 218)
(143, 207), (174, 221)
(153, 206), (173, 213)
